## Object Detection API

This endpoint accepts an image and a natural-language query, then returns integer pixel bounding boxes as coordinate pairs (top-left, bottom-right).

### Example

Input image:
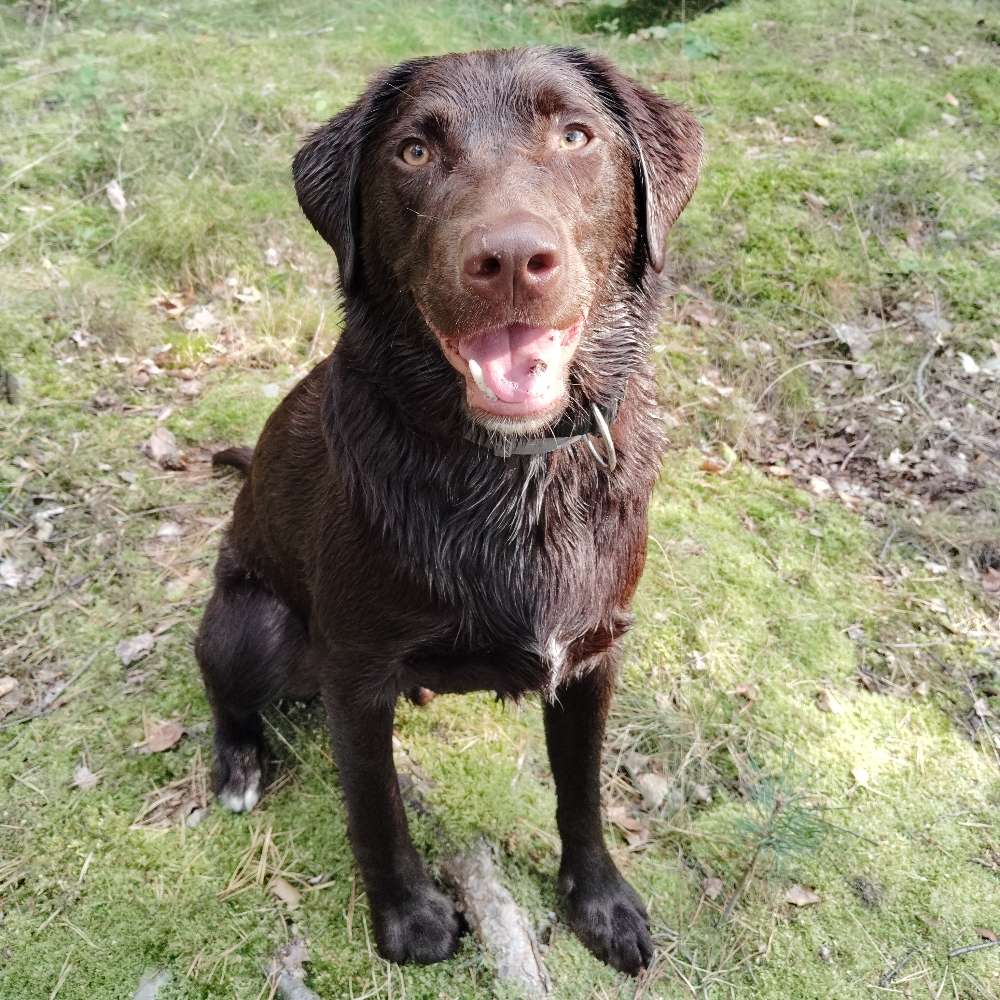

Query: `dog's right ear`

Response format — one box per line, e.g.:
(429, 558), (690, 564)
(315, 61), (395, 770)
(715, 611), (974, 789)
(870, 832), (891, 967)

(292, 62), (424, 295)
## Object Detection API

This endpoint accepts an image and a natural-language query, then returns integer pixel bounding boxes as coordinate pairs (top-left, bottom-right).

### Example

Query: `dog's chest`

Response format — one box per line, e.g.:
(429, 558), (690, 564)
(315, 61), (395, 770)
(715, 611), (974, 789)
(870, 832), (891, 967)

(400, 511), (632, 699)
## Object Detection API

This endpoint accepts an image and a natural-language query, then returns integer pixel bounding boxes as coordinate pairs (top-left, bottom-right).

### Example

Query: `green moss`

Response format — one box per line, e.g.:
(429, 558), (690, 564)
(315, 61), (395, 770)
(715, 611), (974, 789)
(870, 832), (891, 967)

(2, 0), (999, 996)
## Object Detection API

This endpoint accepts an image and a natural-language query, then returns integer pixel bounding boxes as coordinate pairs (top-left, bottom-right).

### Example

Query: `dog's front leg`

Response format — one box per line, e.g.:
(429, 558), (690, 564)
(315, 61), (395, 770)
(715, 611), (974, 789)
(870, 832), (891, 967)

(322, 681), (462, 964)
(544, 665), (654, 975)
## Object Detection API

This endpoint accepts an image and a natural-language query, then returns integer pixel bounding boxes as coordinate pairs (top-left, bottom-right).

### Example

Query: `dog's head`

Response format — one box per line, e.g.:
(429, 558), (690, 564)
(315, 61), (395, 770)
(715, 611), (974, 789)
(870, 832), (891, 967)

(294, 48), (701, 435)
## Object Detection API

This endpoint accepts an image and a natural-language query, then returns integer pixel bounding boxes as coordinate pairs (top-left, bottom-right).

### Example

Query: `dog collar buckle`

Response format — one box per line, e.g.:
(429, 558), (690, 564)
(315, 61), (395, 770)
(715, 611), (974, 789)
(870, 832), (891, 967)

(469, 401), (617, 472)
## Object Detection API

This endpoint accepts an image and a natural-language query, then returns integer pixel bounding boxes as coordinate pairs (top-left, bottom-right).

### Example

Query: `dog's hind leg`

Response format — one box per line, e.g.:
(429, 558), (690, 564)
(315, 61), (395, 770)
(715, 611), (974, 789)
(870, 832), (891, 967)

(194, 546), (307, 813)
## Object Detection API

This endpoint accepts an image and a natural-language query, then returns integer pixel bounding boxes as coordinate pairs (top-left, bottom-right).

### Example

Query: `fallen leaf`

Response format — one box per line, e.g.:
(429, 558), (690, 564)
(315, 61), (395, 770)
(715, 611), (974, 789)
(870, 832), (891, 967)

(635, 772), (672, 811)
(913, 680), (930, 698)
(734, 682), (759, 702)
(106, 178), (127, 216)
(973, 698), (990, 719)
(73, 764), (100, 791)
(0, 676), (18, 698)
(816, 688), (844, 714)
(136, 720), (185, 754)
(117, 632), (155, 666)
(702, 876), (724, 900)
(606, 803), (650, 847)
(269, 876), (302, 910)
(691, 783), (712, 804)
(944, 92), (959, 107)
(957, 352), (980, 375)
(982, 567), (1000, 594)
(809, 475), (832, 496)
(851, 765), (870, 787)
(142, 426), (185, 470)
(151, 294), (187, 318)
(701, 456), (728, 475)
(234, 285), (262, 304)
(688, 303), (718, 328)
(183, 305), (221, 333)
(975, 928), (998, 943)
(813, 114), (832, 128)
(803, 191), (829, 210)
(155, 521), (183, 542)
(785, 884), (821, 907)
(832, 323), (872, 359)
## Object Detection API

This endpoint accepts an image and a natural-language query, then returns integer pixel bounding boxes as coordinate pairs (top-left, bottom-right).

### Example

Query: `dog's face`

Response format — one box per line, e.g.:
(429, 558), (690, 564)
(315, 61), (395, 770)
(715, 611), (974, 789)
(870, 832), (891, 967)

(294, 48), (701, 434)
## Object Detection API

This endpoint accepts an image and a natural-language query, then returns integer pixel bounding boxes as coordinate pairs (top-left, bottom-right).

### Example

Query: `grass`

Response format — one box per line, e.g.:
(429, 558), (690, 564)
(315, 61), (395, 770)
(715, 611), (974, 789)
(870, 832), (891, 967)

(2, 0), (999, 997)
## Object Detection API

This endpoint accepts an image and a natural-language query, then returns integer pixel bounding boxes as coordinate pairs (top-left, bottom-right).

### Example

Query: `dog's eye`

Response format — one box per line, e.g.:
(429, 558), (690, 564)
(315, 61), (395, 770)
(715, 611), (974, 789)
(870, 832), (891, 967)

(400, 141), (431, 166)
(560, 127), (590, 150)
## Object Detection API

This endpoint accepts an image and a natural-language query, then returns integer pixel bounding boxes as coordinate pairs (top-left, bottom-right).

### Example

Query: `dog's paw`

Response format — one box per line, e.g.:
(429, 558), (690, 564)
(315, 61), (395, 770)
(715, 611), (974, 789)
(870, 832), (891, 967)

(373, 882), (463, 965)
(215, 741), (263, 813)
(563, 869), (653, 976)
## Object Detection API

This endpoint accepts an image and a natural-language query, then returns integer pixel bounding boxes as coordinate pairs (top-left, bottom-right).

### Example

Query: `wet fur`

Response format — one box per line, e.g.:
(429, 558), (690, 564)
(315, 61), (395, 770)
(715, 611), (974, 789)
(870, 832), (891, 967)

(196, 47), (701, 974)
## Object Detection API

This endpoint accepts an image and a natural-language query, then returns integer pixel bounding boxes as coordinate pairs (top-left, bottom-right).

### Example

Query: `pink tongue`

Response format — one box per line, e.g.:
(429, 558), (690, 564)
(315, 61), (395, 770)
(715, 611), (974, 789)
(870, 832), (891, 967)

(457, 324), (565, 404)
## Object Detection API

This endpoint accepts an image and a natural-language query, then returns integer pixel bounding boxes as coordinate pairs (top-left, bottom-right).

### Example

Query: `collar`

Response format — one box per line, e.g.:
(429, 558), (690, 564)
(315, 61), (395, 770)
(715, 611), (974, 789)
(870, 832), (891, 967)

(465, 398), (620, 473)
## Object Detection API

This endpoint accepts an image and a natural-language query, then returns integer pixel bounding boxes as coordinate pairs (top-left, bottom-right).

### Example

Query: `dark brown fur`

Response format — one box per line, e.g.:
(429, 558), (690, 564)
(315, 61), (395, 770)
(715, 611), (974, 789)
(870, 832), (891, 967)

(196, 47), (700, 974)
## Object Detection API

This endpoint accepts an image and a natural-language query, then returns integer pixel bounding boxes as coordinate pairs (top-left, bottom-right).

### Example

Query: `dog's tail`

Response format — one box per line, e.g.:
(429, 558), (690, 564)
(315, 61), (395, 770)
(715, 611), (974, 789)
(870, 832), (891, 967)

(212, 446), (254, 476)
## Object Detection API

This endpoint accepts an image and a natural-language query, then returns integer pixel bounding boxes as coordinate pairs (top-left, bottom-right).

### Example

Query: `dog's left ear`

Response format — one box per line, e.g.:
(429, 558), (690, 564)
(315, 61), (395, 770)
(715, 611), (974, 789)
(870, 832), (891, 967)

(293, 61), (426, 294)
(558, 49), (703, 273)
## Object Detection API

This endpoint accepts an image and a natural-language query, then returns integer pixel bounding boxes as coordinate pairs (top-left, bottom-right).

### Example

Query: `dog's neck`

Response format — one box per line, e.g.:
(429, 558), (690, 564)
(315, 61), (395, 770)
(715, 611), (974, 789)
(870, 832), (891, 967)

(322, 282), (663, 637)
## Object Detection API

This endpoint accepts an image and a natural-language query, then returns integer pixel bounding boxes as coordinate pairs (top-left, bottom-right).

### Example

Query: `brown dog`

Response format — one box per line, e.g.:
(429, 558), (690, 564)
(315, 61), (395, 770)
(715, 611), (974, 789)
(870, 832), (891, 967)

(196, 47), (701, 974)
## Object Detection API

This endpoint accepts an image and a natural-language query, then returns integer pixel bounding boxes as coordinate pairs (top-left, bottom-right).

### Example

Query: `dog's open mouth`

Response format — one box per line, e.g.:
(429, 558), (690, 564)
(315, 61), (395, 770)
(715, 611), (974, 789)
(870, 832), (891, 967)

(439, 318), (584, 422)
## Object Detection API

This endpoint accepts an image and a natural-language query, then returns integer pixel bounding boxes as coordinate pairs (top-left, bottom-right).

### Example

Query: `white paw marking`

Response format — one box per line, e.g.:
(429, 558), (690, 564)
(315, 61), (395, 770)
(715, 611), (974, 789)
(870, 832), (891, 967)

(219, 771), (261, 813)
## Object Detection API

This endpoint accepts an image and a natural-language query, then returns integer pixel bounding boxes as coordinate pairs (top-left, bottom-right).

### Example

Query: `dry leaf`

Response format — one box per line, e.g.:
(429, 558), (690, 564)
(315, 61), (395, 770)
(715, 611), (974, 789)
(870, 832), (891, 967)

(234, 285), (262, 304)
(982, 567), (1000, 595)
(813, 114), (832, 128)
(688, 303), (718, 328)
(734, 682), (759, 702)
(151, 294), (187, 318)
(975, 928), (998, 943)
(0, 676), (18, 698)
(607, 803), (650, 847)
(136, 720), (185, 754)
(809, 475), (832, 497)
(106, 178), (127, 215)
(785, 884), (821, 907)
(701, 456), (728, 475)
(816, 688), (844, 714)
(635, 772), (672, 811)
(183, 305), (221, 333)
(269, 876), (302, 910)
(142, 426), (185, 470)
(702, 877), (724, 900)
(803, 191), (829, 209)
(944, 92), (959, 107)
(851, 765), (870, 787)
(117, 632), (155, 666)
(73, 764), (100, 791)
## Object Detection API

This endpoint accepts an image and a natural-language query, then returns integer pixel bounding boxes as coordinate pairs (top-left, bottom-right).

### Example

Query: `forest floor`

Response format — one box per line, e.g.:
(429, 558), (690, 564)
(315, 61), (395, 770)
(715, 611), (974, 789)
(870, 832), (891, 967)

(1, 0), (998, 997)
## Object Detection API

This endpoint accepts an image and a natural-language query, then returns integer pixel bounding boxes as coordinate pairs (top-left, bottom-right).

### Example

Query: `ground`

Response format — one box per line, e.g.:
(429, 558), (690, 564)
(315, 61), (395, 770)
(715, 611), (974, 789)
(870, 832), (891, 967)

(1, 0), (999, 997)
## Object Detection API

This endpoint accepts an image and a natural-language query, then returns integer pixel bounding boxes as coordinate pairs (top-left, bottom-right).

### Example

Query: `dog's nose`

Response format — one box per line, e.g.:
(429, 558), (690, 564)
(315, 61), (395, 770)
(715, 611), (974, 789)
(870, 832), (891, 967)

(460, 214), (562, 306)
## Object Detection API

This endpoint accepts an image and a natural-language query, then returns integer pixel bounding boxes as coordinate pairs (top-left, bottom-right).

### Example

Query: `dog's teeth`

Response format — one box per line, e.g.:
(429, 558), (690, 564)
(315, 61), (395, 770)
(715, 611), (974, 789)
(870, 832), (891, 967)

(467, 358), (497, 401)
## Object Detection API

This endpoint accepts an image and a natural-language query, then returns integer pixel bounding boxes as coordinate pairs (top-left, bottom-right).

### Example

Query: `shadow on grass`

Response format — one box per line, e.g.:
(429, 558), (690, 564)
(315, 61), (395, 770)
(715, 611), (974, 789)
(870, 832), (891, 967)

(578, 0), (732, 35)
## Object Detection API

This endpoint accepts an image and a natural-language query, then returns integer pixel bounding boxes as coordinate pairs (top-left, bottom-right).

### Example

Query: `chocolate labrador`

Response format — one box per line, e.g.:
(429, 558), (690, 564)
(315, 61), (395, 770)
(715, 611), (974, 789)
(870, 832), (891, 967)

(195, 46), (701, 974)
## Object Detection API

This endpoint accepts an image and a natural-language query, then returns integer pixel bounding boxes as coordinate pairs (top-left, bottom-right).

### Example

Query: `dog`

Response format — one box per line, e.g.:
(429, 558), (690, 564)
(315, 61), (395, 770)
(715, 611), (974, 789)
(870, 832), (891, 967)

(195, 46), (701, 975)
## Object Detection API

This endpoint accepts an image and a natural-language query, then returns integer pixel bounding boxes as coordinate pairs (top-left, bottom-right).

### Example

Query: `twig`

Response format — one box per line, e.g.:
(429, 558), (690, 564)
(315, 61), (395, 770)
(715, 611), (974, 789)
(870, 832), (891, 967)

(0, 652), (98, 732)
(878, 946), (918, 987)
(0, 572), (94, 628)
(948, 939), (1000, 959)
